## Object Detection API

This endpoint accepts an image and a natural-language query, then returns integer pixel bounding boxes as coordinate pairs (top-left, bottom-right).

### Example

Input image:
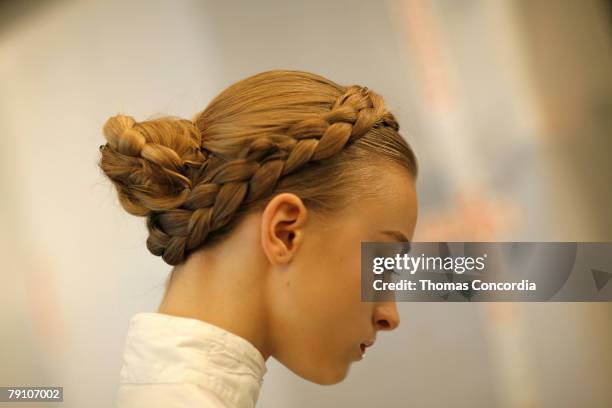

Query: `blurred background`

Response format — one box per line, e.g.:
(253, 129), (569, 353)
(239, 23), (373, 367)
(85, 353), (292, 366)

(1, 0), (611, 407)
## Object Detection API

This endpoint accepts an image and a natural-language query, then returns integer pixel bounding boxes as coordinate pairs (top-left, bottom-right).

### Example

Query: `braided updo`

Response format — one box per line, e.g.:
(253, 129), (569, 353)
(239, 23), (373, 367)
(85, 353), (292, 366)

(98, 70), (418, 265)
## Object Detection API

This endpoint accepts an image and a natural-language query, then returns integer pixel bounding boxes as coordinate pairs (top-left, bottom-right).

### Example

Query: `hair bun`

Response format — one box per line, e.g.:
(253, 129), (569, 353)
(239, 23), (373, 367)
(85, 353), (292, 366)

(98, 114), (206, 218)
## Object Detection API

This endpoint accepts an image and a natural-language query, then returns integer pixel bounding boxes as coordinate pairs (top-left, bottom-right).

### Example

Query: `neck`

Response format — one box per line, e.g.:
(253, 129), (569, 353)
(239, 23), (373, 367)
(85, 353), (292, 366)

(157, 229), (271, 361)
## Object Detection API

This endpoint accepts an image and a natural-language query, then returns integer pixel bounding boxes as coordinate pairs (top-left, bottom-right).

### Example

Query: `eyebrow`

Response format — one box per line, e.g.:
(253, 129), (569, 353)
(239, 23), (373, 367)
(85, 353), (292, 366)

(380, 230), (411, 243)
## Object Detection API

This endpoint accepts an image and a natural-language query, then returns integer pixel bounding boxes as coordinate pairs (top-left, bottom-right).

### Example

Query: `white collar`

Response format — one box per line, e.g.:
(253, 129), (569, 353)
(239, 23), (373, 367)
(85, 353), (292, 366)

(119, 312), (267, 408)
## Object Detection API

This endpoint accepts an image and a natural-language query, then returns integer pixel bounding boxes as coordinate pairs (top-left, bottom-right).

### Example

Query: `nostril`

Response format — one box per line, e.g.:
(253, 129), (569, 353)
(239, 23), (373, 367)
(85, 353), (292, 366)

(377, 319), (390, 329)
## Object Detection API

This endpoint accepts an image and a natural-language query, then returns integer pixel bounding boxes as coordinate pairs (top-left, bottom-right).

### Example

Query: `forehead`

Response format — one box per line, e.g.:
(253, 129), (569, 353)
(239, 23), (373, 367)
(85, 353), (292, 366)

(353, 167), (418, 237)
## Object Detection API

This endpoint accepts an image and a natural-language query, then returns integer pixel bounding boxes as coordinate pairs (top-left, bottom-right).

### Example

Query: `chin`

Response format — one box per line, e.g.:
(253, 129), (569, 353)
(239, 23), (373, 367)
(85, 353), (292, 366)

(306, 364), (350, 385)
(280, 354), (351, 385)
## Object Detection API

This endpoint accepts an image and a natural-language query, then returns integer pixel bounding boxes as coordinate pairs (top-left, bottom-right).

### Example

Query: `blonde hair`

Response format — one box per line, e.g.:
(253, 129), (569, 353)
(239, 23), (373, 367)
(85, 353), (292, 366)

(98, 70), (418, 265)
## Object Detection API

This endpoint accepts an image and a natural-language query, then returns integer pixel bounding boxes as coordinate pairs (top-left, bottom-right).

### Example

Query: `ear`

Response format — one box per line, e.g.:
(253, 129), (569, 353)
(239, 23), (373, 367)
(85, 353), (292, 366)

(260, 193), (307, 266)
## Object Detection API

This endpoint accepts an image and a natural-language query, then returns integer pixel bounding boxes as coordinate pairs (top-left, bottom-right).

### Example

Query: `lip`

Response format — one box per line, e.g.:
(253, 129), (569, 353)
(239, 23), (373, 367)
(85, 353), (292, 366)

(358, 338), (376, 359)
(363, 339), (375, 348)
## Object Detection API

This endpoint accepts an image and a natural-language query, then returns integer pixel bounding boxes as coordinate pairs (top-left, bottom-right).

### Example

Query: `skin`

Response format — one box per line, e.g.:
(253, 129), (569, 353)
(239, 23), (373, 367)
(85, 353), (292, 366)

(158, 164), (418, 385)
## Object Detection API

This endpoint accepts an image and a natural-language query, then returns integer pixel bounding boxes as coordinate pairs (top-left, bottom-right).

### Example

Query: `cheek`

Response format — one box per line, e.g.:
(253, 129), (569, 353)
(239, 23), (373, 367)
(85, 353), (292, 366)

(304, 253), (367, 354)
(302, 246), (363, 319)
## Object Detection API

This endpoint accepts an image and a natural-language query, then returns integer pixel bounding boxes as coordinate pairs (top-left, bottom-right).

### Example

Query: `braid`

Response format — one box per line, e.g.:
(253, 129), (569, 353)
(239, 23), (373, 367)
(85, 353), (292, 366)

(145, 85), (400, 265)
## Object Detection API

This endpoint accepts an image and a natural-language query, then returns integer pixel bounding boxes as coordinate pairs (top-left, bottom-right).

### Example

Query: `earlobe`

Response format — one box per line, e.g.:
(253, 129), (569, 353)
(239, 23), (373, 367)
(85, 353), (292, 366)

(260, 193), (306, 266)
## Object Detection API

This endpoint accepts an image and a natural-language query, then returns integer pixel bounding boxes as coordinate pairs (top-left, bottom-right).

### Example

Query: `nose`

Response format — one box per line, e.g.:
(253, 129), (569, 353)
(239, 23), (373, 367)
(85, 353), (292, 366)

(373, 301), (400, 331)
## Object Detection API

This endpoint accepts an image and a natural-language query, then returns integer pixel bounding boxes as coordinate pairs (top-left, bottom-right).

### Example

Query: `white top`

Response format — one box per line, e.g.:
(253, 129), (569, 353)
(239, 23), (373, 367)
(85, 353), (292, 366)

(116, 312), (267, 408)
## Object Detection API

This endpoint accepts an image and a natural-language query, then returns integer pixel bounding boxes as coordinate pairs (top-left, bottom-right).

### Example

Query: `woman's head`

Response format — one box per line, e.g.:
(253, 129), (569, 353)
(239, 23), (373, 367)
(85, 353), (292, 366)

(99, 69), (418, 384)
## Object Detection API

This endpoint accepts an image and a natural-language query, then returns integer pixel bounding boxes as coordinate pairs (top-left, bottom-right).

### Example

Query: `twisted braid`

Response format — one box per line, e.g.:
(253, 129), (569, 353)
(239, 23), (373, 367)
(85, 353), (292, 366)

(144, 85), (400, 265)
